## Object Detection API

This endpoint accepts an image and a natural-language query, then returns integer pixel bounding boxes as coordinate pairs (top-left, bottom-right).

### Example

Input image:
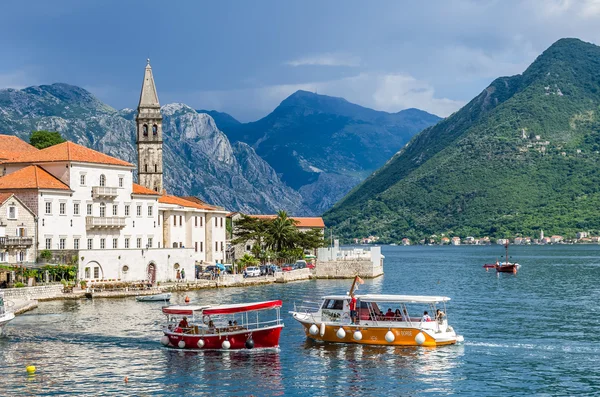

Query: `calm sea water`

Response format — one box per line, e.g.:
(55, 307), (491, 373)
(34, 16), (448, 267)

(2, 245), (600, 396)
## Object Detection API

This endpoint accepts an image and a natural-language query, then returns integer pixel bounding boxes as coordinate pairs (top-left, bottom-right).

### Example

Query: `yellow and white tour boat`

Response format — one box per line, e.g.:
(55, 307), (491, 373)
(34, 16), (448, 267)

(291, 277), (464, 347)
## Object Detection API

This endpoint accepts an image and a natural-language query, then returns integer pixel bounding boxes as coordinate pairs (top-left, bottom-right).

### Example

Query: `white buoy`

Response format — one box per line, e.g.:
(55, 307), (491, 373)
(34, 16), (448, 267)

(197, 339), (205, 348)
(353, 330), (363, 341)
(385, 330), (395, 343)
(309, 324), (319, 336)
(319, 322), (326, 337)
(222, 340), (231, 349)
(160, 336), (170, 346)
(415, 332), (426, 345)
(336, 327), (346, 339)
(178, 340), (186, 349)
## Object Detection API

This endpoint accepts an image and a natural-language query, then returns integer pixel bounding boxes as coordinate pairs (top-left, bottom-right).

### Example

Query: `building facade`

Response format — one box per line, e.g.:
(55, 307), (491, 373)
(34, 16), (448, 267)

(0, 193), (36, 264)
(0, 61), (228, 282)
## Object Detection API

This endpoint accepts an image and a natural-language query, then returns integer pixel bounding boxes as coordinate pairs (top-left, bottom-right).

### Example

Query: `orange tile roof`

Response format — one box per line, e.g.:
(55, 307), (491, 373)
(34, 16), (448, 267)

(132, 183), (160, 196)
(0, 165), (70, 190)
(250, 215), (325, 228)
(0, 192), (14, 205)
(3, 141), (133, 167)
(0, 135), (40, 161)
(159, 194), (217, 210)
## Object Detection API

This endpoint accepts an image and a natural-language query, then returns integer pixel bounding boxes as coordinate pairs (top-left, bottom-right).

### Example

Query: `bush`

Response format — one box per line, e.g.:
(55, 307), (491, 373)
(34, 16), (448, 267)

(14, 282), (25, 288)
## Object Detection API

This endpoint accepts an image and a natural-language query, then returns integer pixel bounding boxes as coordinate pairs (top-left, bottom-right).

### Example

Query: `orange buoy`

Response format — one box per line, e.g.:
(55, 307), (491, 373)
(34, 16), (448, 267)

(185, 296), (190, 304)
(124, 376), (128, 383)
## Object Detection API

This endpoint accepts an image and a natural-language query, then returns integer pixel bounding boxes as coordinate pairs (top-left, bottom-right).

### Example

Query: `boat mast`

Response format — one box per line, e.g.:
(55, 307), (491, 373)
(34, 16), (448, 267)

(505, 241), (509, 265)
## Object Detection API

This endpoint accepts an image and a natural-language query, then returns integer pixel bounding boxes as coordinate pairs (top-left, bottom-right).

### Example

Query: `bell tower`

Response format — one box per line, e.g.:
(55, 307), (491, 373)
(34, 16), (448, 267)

(136, 59), (163, 192)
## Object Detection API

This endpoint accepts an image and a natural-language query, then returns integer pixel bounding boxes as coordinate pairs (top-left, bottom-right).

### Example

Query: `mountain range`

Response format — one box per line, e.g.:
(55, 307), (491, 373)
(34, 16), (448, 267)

(0, 85), (439, 216)
(325, 38), (600, 241)
(206, 90), (440, 213)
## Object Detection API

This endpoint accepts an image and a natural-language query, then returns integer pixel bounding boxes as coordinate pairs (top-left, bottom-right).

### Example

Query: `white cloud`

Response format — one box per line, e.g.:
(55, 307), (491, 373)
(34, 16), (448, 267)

(285, 53), (361, 67)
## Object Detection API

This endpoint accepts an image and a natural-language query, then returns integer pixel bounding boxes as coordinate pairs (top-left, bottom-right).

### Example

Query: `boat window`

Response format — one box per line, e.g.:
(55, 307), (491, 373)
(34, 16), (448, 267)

(324, 300), (345, 310)
(321, 299), (331, 309)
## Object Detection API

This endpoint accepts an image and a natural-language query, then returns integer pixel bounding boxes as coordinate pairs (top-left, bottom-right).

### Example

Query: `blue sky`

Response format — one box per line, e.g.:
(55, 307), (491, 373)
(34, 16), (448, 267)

(2, 0), (600, 121)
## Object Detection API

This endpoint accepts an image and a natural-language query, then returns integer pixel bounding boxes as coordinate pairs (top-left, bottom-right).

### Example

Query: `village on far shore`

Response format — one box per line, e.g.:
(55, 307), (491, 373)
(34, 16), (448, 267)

(355, 230), (598, 246)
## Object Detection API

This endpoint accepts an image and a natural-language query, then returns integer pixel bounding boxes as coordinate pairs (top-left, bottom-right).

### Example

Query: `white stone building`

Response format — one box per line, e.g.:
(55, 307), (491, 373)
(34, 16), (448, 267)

(0, 193), (36, 264)
(0, 61), (228, 282)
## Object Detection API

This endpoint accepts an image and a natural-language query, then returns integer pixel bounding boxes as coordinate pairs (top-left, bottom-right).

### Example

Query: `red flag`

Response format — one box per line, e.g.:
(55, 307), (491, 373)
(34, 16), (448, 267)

(356, 276), (364, 284)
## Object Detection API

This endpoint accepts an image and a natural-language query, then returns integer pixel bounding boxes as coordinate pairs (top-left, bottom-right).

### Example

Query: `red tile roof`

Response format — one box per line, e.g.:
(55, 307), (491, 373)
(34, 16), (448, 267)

(132, 183), (160, 196)
(0, 192), (14, 205)
(250, 215), (325, 228)
(159, 194), (216, 210)
(0, 165), (71, 190)
(3, 141), (133, 167)
(0, 135), (39, 160)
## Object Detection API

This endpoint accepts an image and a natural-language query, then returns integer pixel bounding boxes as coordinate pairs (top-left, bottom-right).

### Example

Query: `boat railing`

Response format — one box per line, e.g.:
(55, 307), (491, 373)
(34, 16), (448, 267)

(167, 317), (282, 336)
(0, 300), (14, 316)
(293, 301), (321, 314)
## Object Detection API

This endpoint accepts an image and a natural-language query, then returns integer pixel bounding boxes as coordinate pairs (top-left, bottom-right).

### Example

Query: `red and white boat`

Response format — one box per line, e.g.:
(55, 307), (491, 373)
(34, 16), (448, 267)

(483, 242), (521, 274)
(161, 300), (284, 350)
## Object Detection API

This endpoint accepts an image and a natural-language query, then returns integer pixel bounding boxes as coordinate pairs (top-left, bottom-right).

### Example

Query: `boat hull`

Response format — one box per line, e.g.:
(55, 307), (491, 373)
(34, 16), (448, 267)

(0, 312), (15, 335)
(496, 264), (519, 273)
(294, 315), (460, 347)
(164, 324), (283, 350)
(136, 293), (171, 302)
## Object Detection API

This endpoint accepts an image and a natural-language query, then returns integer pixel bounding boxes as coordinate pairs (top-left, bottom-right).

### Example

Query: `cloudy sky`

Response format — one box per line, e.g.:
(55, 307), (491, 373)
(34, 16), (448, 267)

(2, 0), (600, 121)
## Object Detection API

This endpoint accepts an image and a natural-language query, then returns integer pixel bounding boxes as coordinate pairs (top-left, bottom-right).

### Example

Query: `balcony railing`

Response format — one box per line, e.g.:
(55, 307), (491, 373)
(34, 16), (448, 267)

(0, 236), (33, 248)
(92, 186), (118, 199)
(85, 216), (126, 229)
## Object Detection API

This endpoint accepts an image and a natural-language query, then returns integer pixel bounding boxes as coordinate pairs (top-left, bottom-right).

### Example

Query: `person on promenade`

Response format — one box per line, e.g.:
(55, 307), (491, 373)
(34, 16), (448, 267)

(176, 269), (181, 283)
(421, 311), (431, 322)
(181, 268), (186, 281)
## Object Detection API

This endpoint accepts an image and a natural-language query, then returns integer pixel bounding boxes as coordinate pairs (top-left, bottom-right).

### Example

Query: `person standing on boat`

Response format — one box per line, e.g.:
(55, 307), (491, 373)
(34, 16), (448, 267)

(349, 294), (357, 324)
(435, 309), (445, 323)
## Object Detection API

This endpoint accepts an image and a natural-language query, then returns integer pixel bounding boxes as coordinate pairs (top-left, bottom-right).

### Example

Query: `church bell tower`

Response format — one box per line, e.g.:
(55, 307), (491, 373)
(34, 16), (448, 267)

(136, 59), (163, 192)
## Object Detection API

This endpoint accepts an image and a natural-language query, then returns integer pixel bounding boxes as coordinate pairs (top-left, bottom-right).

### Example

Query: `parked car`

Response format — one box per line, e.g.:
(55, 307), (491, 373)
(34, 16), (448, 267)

(293, 260), (307, 270)
(259, 265), (268, 276)
(268, 265), (282, 274)
(281, 263), (294, 272)
(244, 266), (261, 277)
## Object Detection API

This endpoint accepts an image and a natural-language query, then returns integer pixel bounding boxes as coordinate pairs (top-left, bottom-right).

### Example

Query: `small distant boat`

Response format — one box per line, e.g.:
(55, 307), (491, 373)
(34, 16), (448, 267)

(0, 292), (15, 335)
(484, 242), (521, 274)
(136, 293), (171, 302)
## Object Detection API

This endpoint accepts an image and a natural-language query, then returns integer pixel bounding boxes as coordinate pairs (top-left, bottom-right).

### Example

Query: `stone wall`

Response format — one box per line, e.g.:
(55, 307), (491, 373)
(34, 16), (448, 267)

(315, 259), (383, 279)
(2, 284), (64, 301)
(275, 268), (311, 283)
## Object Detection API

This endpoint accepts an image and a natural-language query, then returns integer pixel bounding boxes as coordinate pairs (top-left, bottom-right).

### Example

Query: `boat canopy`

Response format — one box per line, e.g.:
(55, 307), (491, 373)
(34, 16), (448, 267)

(162, 305), (209, 315)
(202, 300), (282, 315)
(356, 294), (450, 304)
(321, 295), (352, 301)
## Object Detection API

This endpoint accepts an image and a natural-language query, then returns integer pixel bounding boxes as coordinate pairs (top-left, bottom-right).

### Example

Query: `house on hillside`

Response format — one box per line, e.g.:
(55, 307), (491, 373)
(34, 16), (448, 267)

(401, 238), (410, 246)
(440, 237), (450, 245)
(550, 235), (563, 243)
(451, 237), (460, 246)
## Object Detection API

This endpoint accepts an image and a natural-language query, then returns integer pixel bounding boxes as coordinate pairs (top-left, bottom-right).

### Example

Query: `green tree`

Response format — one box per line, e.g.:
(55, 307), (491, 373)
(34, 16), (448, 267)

(266, 210), (298, 252)
(29, 130), (66, 149)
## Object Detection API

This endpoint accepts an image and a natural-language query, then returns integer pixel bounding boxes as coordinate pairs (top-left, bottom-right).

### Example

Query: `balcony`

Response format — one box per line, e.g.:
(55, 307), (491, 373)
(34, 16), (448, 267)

(86, 216), (126, 229)
(92, 186), (118, 199)
(0, 236), (33, 248)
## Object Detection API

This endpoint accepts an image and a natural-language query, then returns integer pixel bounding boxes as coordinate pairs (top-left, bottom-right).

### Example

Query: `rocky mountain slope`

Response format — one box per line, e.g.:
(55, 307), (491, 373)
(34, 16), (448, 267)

(325, 38), (600, 241)
(0, 84), (305, 215)
(218, 91), (441, 214)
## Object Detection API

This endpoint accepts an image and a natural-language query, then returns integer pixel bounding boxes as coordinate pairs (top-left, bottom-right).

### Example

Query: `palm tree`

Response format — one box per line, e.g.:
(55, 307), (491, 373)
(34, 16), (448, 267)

(266, 210), (298, 253)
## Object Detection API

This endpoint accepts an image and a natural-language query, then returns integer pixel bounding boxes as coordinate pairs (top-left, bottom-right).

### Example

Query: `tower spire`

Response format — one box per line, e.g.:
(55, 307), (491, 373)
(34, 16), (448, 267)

(136, 59), (164, 193)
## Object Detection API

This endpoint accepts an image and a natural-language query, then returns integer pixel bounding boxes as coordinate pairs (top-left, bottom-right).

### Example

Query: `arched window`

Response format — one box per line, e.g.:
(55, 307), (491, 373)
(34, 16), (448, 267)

(154, 185), (159, 192)
(99, 202), (106, 217)
(99, 174), (106, 187)
(152, 124), (158, 135)
(144, 164), (148, 172)
(143, 124), (148, 136)
(154, 164), (158, 172)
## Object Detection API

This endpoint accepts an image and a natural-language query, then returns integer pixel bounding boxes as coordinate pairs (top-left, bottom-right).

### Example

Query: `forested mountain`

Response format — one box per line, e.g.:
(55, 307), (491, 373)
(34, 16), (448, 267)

(220, 90), (440, 213)
(325, 38), (600, 241)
